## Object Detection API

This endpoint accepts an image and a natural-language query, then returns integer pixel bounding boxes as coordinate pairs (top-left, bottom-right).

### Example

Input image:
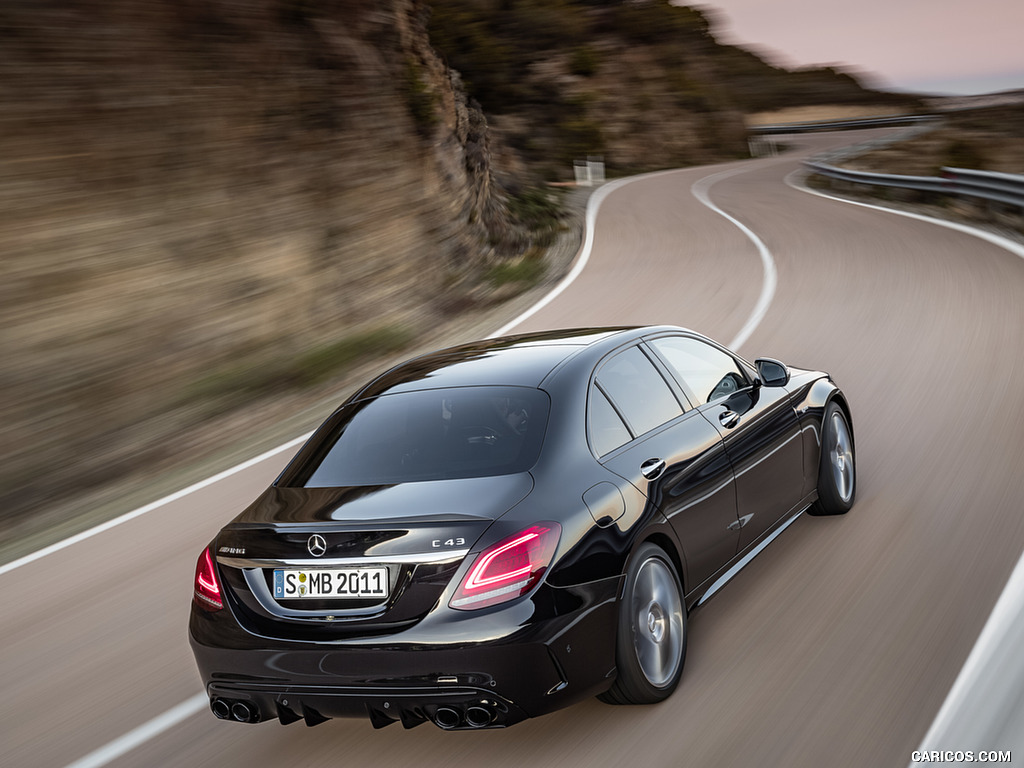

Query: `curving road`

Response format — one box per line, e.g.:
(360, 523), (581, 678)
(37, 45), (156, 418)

(3, 129), (1024, 767)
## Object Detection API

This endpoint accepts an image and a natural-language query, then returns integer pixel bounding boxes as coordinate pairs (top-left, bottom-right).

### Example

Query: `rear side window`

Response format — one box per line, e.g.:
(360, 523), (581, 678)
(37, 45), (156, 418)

(290, 386), (549, 486)
(595, 346), (682, 438)
(649, 336), (748, 404)
(588, 387), (632, 457)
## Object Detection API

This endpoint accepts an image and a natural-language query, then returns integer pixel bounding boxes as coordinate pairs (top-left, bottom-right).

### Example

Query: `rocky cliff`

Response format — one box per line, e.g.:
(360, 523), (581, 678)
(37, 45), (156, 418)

(1, 0), (523, 529)
(1, 0), (916, 540)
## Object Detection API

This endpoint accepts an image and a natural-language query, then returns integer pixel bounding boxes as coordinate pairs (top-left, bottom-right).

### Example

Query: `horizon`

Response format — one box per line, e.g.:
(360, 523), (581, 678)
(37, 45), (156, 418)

(687, 0), (1024, 97)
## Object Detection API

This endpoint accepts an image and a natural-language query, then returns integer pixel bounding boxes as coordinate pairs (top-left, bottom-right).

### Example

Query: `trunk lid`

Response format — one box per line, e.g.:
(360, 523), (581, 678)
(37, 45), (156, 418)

(214, 474), (532, 639)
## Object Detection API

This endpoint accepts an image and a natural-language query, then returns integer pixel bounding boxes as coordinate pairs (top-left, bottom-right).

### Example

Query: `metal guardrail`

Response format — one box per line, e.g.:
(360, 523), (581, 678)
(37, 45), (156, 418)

(805, 162), (1024, 211)
(749, 114), (935, 135)
(748, 117), (941, 159)
(941, 167), (1024, 208)
(800, 119), (1024, 211)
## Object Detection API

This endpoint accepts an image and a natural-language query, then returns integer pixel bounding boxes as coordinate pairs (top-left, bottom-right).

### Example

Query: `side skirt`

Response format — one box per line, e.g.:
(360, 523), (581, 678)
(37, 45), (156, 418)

(688, 502), (811, 609)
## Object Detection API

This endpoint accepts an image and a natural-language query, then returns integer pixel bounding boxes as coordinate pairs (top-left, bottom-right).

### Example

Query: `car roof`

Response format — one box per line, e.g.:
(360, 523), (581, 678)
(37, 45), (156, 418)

(349, 326), (686, 400)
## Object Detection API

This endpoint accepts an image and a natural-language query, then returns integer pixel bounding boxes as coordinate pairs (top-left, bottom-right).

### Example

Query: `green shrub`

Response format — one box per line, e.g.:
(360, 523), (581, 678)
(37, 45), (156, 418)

(944, 139), (987, 170)
(187, 325), (416, 403)
(508, 187), (562, 231)
(295, 326), (416, 386)
(569, 45), (599, 77)
(486, 253), (547, 288)
(428, 0), (588, 113)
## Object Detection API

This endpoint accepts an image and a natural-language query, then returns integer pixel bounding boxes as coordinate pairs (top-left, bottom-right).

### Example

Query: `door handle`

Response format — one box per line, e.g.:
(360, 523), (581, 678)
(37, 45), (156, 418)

(640, 458), (666, 481)
(728, 514), (752, 532)
(719, 410), (740, 429)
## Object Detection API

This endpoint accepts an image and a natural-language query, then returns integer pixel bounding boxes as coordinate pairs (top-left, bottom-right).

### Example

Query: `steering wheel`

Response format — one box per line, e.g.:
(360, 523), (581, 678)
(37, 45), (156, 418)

(707, 373), (743, 402)
(461, 425), (500, 445)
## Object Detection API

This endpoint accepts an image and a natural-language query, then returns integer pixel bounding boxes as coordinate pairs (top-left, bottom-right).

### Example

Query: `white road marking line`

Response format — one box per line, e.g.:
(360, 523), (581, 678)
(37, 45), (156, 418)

(0, 154), (764, 768)
(50, 159), (1020, 768)
(7, 161), (768, 582)
(36, 157), (804, 768)
(0, 434), (310, 578)
(691, 166), (778, 353)
(14, 170), (664, 768)
(910, 552), (1024, 762)
(2, 167), (691, 580)
(784, 168), (1024, 261)
(48, 162), (767, 768)
(47, 158), (1024, 768)
(33, 163), (783, 768)
(63, 693), (208, 768)
(488, 166), (698, 339)
(487, 176), (630, 339)
(786, 167), (1024, 759)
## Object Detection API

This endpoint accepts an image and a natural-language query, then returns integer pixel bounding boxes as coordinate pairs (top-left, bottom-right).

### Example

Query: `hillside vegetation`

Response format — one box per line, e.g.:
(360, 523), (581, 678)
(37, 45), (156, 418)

(1, 0), (918, 548)
(426, 0), (915, 178)
(842, 104), (1024, 176)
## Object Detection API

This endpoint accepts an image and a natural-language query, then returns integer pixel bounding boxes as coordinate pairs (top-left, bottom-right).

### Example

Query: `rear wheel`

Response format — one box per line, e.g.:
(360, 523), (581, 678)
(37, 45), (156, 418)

(808, 401), (855, 516)
(599, 542), (686, 705)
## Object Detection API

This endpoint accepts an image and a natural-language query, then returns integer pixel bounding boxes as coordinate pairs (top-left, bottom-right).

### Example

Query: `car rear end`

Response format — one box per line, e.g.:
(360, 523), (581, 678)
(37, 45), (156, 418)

(189, 510), (617, 730)
(189, 382), (617, 729)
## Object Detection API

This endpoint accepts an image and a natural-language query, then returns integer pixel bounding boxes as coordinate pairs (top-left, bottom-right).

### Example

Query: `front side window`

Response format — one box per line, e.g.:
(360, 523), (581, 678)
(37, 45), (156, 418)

(595, 346), (682, 437)
(649, 336), (748, 404)
(290, 386), (549, 486)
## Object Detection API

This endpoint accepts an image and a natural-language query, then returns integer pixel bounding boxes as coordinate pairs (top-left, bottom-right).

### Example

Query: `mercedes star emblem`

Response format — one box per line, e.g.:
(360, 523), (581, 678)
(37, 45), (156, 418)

(307, 534), (327, 558)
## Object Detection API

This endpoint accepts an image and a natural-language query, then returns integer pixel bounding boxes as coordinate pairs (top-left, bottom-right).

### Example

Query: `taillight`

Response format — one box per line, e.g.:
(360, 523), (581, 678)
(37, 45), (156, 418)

(450, 523), (561, 610)
(194, 547), (223, 611)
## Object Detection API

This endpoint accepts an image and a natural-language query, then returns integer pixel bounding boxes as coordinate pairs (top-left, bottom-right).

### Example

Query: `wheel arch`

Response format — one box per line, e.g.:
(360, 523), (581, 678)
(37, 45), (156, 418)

(803, 377), (854, 456)
(807, 387), (857, 516)
(635, 528), (687, 601)
(826, 391), (854, 443)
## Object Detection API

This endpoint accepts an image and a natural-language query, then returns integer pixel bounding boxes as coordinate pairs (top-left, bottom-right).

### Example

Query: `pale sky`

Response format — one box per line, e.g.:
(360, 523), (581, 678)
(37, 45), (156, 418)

(691, 0), (1024, 95)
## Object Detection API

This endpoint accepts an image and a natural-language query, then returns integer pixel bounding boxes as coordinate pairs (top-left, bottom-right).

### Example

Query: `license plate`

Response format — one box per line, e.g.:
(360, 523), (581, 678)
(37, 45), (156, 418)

(273, 567), (388, 599)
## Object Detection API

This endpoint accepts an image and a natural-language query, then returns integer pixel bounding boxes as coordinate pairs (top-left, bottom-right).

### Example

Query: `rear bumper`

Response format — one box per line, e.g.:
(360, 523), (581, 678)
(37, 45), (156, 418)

(206, 679), (528, 730)
(189, 578), (620, 729)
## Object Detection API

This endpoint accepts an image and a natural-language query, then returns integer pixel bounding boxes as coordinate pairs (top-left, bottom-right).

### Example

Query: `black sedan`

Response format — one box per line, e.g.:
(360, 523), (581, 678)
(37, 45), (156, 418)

(190, 326), (855, 730)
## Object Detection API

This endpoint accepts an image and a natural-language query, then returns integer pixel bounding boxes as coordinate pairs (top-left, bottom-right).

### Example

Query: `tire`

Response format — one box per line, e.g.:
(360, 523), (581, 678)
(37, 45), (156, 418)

(808, 401), (855, 516)
(599, 542), (686, 705)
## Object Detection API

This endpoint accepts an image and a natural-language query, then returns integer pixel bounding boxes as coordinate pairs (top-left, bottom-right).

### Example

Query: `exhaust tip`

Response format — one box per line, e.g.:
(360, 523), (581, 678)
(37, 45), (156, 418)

(433, 706), (462, 730)
(231, 701), (256, 723)
(211, 699), (231, 720)
(465, 705), (494, 728)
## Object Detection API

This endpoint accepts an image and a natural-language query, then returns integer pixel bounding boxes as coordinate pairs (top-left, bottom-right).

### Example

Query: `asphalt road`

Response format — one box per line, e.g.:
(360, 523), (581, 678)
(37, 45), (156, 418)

(4, 130), (1023, 767)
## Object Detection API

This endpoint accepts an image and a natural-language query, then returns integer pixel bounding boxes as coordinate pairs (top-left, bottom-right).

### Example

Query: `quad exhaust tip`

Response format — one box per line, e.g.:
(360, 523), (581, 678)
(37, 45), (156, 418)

(432, 703), (496, 730)
(433, 706), (461, 730)
(465, 705), (495, 728)
(214, 696), (497, 729)
(211, 697), (259, 723)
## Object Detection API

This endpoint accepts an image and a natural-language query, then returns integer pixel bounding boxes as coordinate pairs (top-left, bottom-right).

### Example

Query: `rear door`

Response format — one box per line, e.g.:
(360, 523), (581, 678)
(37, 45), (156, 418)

(646, 334), (804, 550)
(588, 344), (740, 593)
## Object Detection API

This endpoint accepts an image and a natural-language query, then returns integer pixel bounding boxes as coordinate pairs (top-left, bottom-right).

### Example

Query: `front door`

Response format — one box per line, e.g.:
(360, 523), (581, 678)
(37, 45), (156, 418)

(588, 345), (740, 593)
(645, 335), (803, 550)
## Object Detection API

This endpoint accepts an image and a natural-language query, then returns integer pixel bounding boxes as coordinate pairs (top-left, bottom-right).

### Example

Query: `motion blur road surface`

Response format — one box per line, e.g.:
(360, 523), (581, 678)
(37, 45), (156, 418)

(4, 130), (1023, 767)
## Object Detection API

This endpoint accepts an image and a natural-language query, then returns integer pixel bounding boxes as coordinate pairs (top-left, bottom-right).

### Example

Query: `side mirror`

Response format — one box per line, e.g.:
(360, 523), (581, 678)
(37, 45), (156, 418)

(755, 358), (790, 387)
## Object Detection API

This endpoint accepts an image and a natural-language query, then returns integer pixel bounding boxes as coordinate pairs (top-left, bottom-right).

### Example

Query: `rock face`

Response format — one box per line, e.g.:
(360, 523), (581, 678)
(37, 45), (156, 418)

(1, 0), (912, 530)
(0, 0), (513, 523)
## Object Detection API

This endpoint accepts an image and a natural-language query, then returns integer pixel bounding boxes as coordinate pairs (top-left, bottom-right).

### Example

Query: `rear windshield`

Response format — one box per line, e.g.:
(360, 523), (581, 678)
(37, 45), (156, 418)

(290, 386), (550, 486)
